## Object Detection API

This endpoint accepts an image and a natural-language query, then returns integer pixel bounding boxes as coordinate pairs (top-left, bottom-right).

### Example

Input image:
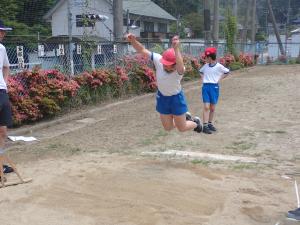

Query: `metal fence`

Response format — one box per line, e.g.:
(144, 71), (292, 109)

(4, 39), (300, 75)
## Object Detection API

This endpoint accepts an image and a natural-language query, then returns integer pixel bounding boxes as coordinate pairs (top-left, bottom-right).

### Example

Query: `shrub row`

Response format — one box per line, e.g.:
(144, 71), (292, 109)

(8, 53), (255, 126)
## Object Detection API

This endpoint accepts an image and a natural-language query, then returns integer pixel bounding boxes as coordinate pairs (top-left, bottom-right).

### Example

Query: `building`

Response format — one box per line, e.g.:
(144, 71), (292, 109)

(43, 0), (177, 41)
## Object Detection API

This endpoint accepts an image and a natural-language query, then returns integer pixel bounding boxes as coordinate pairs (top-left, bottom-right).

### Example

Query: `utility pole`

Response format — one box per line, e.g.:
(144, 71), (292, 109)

(203, 0), (211, 46)
(250, 0), (256, 43)
(285, 0), (291, 56)
(267, 0), (285, 55)
(67, 0), (74, 76)
(233, 0), (238, 18)
(126, 9), (130, 34)
(212, 0), (219, 46)
(113, 0), (123, 41)
(176, 14), (181, 35)
(265, 9), (269, 38)
(241, 0), (251, 47)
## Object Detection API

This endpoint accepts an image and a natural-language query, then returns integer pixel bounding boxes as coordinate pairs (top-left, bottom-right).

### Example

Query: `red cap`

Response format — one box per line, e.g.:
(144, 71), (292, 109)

(160, 48), (176, 66)
(204, 47), (217, 56)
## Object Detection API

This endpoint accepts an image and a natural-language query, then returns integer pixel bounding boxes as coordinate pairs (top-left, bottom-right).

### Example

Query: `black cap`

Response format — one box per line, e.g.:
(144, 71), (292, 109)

(0, 19), (12, 31)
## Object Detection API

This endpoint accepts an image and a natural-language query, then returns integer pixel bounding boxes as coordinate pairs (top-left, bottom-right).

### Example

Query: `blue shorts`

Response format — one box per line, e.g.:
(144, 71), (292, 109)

(202, 83), (219, 104)
(156, 90), (188, 116)
(0, 90), (13, 127)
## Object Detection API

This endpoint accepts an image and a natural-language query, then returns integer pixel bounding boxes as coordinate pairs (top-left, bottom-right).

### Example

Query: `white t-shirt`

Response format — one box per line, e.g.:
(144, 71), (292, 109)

(0, 44), (10, 90)
(199, 62), (229, 84)
(151, 52), (183, 96)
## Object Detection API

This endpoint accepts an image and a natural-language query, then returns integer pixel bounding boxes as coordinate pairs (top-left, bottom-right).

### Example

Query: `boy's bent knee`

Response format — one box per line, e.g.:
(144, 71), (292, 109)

(163, 126), (174, 132)
(176, 125), (187, 132)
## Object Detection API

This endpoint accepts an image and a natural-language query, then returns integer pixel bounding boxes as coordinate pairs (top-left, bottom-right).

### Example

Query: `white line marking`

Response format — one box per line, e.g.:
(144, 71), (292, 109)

(142, 150), (257, 163)
(295, 180), (300, 208)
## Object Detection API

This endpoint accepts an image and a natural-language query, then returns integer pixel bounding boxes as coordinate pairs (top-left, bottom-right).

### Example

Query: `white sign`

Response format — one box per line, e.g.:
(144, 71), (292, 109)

(97, 44), (102, 54)
(77, 44), (82, 55)
(38, 45), (45, 57)
(57, 44), (65, 56)
(16, 46), (24, 58)
(18, 57), (25, 69)
(113, 44), (117, 54)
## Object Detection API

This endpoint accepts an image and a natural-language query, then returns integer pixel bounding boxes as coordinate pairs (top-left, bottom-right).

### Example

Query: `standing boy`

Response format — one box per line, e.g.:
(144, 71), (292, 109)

(199, 47), (230, 134)
(126, 33), (202, 133)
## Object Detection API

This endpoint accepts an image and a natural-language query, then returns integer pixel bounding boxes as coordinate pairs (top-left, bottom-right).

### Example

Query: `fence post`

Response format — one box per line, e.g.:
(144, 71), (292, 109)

(68, 0), (74, 76)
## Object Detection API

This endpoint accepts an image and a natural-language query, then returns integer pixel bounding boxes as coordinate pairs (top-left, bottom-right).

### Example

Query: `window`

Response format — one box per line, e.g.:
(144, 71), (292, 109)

(123, 19), (140, 27)
(158, 23), (167, 33)
(76, 15), (95, 27)
(144, 21), (154, 32)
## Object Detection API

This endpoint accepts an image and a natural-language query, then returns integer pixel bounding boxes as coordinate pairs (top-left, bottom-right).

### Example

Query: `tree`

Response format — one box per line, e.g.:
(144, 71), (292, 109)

(212, 0), (220, 45)
(17, 0), (56, 26)
(224, 10), (237, 55)
(0, 0), (19, 21)
(250, 0), (257, 43)
(241, 0), (251, 45)
(267, 0), (285, 55)
(183, 13), (204, 38)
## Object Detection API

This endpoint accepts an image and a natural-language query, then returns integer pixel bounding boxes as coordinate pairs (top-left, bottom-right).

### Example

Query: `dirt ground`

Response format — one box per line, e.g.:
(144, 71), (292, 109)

(1, 65), (300, 225)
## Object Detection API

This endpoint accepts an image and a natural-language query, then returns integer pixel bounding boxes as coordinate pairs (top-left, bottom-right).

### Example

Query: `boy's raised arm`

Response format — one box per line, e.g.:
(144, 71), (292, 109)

(126, 33), (151, 59)
(172, 36), (185, 75)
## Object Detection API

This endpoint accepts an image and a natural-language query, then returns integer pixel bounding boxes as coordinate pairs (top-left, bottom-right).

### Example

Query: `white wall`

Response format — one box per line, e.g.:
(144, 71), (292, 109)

(268, 34), (300, 58)
(290, 34), (300, 57)
(51, 0), (113, 40)
(52, 1), (69, 36)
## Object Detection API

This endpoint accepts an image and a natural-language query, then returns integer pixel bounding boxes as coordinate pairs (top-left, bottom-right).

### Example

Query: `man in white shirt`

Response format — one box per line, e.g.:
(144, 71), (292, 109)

(126, 33), (202, 133)
(0, 19), (24, 186)
(199, 47), (230, 134)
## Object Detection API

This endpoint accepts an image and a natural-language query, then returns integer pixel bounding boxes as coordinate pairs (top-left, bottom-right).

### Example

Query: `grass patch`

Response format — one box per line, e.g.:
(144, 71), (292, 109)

(140, 129), (170, 146)
(168, 142), (185, 149)
(262, 130), (287, 134)
(191, 159), (221, 166)
(46, 143), (63, 150)
(68, 147), (82, 154)
(230, 163), (257, 170)
(140, 138), (153, 146)
(226, 140), (256, 152)
(191, 159), (211, 166)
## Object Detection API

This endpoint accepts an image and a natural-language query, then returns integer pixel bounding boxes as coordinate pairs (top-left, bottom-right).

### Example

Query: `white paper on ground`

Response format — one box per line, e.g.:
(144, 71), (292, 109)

(8, 136), (37, 142)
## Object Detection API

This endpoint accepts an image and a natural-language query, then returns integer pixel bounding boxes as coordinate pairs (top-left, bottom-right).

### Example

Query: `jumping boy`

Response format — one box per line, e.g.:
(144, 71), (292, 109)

(199, 47), (230, 134)
(126, 33), (202, 133)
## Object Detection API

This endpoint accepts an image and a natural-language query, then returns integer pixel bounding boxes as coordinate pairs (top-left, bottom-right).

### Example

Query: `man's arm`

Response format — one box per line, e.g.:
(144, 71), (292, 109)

(172, 36), (185, 75)
(3, 49), (10, 85)
(3, 66), (9, 84)
(126, 33), (151, 59)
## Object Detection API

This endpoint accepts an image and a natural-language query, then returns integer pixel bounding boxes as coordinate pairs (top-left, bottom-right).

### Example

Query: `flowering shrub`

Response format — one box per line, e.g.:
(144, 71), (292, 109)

(219, 54), (236, 67)
(120, 54), (157, 93)
(182, 55), (201, 80)
(278, 55), (287, 63)
(8, 68), (80, 125)
(199, 52), (207, 65)
(238, 53), (254, 67)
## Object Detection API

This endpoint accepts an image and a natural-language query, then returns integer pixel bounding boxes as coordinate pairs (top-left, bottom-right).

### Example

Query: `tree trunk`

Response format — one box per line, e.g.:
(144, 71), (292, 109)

(250, 0), (256, 43)
(241, 0), (251, 45)
(212, 0), (219, 45)
(113, 0), (123, 41)
(203, 0), (211, 45)
(267, 0), (285, 55)
(233, 0), (238, 18)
